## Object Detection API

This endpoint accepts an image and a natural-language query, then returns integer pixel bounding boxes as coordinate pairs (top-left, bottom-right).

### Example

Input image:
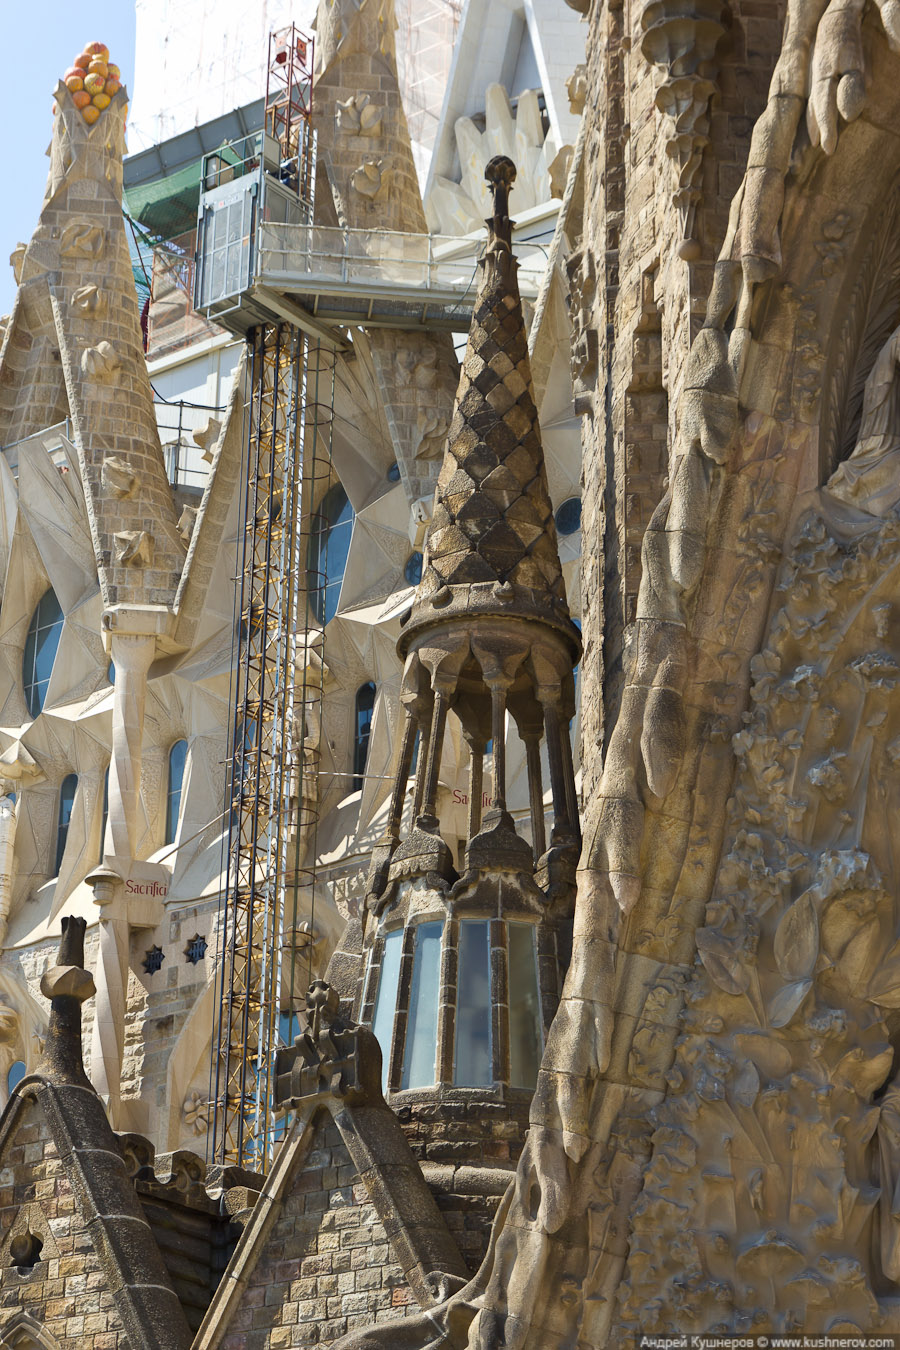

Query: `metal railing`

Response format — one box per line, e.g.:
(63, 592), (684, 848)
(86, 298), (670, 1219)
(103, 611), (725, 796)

(255, 223), (547, 302)
(0, 420), (74, 477)
(153, 395), (227, 491)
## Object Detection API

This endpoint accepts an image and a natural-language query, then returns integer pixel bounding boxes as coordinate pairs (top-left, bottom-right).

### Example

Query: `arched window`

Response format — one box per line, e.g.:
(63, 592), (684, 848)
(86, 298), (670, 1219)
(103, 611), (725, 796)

(404, 551), (423, 586)
(23, 590), (63, 717)
(309, 484), (354, 625)
(166, 740), (188, 845)
(55, 775), (77, 875)
(7, 1060), (26, 1094)
(353, 683), (376, 791)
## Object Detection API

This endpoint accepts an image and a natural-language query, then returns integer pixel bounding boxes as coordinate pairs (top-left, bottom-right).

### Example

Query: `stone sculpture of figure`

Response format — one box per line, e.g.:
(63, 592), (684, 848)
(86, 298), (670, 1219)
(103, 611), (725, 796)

(878, 1082), (900, 1281)
(829, 323), (900, 516)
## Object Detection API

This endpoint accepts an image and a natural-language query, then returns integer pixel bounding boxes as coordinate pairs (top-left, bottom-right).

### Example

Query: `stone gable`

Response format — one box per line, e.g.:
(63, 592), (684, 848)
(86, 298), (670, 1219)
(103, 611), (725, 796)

(0, 1095), (127, 1349)
(219, 1113), (415, 1349)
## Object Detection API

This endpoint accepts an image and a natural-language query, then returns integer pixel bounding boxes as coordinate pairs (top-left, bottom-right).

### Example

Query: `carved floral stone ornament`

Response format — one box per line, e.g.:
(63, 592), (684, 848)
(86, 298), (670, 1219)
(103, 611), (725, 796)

(640, 0), (726, 258)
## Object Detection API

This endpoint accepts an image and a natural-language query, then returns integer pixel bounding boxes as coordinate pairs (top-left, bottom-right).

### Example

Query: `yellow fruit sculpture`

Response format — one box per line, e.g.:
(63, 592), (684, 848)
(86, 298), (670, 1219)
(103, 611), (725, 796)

(59, 41), (124, 123)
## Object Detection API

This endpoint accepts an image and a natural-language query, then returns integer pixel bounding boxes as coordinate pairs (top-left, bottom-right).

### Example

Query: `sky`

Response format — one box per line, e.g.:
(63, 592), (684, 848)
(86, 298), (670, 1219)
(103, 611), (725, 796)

(0, 3), (136, 316)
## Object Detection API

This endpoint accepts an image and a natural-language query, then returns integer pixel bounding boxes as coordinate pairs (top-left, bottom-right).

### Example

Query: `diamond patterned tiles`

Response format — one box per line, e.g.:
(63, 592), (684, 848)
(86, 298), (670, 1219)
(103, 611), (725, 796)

(423, 244), (566, 604)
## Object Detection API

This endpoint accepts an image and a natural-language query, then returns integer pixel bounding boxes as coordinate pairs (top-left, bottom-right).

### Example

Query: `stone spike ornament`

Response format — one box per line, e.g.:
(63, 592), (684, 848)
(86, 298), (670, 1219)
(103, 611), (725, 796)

(400, 155), (579, 651)
(36, 917), (95, 1088)
(365, 154), (580, 944)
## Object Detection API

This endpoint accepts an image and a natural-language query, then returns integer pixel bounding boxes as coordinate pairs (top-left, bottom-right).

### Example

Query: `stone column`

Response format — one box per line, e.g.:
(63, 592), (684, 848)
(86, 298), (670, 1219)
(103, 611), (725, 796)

(0, 795), (17, 944)
(107, 632), (155, 859)
(86, 867), (128, 1121)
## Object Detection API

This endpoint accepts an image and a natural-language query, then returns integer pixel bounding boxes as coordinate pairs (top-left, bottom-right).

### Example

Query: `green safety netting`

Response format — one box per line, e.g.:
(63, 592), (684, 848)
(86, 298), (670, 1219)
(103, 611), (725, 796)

(124, 158), (205, 239)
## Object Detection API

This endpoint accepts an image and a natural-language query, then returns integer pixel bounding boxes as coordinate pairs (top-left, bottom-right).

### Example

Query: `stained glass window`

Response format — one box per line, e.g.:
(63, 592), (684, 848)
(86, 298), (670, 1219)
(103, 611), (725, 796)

(23, 590), (63, 717)
(401, 922), (443, 1090)
(508, 923), (543, 1088)
(353, 683), (376, 790)
(454, 920), (492, 1086)
(309, 483), (354, 624)
(166, 740), (188, 845)
(55, 774), (77, 875)
(372, 929), (403, 1092)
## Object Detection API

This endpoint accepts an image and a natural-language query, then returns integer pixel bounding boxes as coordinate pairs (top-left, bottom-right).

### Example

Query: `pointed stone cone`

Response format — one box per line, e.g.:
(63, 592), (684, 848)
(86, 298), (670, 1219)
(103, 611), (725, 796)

(314, 0), (427, 232)
(0, 79), (185, 610)
(399, 157), (580, 661)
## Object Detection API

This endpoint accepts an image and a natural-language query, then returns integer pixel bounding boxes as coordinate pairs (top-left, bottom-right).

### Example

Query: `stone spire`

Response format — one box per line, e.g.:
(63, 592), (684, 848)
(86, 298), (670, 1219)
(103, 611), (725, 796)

(314, 0), (427, 233)
(368, 156), (581, 907)
(400, 157), (577, 652)
(2, 68), (186, 611)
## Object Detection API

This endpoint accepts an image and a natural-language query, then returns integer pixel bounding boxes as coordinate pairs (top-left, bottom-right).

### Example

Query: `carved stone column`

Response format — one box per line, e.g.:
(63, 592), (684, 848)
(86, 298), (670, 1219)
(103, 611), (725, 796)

(107, 632), (156, 859)
(0, 795), (18, 945)
(86, 861), (167, 1127)
(85, 867), (127, 1117)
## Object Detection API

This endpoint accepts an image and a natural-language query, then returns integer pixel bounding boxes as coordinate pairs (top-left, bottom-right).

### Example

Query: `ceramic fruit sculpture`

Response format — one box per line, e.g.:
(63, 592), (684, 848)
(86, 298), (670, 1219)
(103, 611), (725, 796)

(61, 42), (124, 124)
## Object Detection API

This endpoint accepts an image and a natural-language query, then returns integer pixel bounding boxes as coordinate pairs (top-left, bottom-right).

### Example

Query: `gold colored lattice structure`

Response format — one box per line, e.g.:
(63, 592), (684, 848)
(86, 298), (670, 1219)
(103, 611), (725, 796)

(211, 325), (334, 1168)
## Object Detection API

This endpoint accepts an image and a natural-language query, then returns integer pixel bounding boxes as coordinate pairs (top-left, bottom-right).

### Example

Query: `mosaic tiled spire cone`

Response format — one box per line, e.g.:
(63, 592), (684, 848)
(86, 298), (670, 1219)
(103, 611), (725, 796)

(399, 156), (579, 659)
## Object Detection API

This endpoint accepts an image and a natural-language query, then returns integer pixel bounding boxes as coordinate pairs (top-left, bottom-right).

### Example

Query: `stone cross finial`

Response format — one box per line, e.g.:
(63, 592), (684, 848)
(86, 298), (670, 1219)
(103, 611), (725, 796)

(306, 979), (341, 1039)
(484, 155), (517, 243)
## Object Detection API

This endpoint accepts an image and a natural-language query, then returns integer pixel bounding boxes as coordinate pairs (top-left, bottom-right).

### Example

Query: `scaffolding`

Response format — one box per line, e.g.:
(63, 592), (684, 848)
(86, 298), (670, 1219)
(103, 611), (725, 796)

(395, 0), (462, 168)
(209, 24), (331, 1171)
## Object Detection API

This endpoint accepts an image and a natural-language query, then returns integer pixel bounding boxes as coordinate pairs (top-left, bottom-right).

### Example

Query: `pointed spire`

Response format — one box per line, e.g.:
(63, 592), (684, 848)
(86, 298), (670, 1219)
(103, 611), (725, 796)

(399, 157), (578, 662)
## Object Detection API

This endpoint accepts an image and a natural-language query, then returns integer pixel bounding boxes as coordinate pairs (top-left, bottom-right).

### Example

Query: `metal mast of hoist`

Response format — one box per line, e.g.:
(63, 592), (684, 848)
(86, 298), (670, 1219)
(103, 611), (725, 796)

(204, 26), (332, 1170)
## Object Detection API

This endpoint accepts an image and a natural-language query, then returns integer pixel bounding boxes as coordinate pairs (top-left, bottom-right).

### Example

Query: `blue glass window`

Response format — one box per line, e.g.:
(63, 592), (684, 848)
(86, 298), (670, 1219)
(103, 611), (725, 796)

(555, 496), (582, 536)
(401, 922), (443, 1090)
(23, 590), (63, 717)
(166, 740), (188, 845)
(508, 923), (542, 1088)
(278, 1010), (300, 1045)
(309, 484), (354, 624)
(55, 774), (77, 875)
(404, 552), (423, 586)
(409, 728), (420, 778)
(353, 683), (376, 791)
(387, 462), (401, 483)
(107, 659), (115, 684)
(454, 920), (492, 1086)
(372, 929), (403, 1093)
(7, 1061), (26, 1094)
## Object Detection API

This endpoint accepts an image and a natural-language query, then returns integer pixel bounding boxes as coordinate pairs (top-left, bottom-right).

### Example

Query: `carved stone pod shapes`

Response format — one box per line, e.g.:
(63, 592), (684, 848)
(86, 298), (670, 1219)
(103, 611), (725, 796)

(81, 340), (121, 381)
(734, 1030), (792, 1079)
(838, 917), (882, 996)
(59, 221), (105, 259)
(640, 685), (685, 797)
(72, 284), (105, 317)
(359, 103), (382, 137)
(696, 928), (750, 996)
(351, 160), (384, 198)
(773, 892), (819, 982)
(768, 977), (812, 1029)
(733, 1057), (760, 1107)
(113, 530), (152, 567)
(177, 505), (198, 546)
(100, 455), (136, 500)
(9, 243), (25, 283)
(866, 939), (900, 1007)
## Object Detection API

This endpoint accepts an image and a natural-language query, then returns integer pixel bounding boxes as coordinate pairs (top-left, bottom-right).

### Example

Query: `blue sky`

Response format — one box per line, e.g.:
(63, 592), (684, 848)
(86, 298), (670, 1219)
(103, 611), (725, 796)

(0, 3), (136, 316)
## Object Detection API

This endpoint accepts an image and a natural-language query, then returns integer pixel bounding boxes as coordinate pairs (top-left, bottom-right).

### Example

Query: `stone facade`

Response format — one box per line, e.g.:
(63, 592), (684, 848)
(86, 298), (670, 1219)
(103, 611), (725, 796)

(11, 0), (900, 1340)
